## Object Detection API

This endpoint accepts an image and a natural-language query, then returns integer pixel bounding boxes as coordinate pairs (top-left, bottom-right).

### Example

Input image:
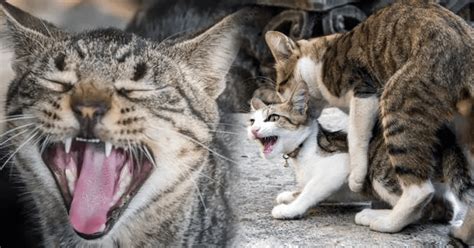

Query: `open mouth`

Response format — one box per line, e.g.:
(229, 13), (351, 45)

(41, 137), (154, 239)
(258, 136), (278, 155)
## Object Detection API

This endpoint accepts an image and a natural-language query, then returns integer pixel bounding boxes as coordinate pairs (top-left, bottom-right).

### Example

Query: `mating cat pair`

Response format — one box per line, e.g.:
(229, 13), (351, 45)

(248, 84), (465, 225)
(256, 0), (473, 234)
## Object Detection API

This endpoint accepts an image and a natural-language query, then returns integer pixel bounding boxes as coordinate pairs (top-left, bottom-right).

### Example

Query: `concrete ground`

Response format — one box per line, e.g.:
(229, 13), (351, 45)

(222, 111), (464, 247)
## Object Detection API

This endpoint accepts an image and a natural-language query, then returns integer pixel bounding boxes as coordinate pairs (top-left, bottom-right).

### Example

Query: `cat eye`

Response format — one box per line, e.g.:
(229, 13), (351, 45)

(249, 119), (255, 125)
(265, 114), (280, 122)
(116, 85), (168, 99)
(38, 77), (73, 93)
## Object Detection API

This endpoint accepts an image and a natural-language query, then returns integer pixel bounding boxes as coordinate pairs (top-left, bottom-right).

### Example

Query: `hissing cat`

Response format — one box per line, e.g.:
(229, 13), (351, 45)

(247, 84), (471, 233)
(0, 2), (269, 247)
(265, 0), (473, 232)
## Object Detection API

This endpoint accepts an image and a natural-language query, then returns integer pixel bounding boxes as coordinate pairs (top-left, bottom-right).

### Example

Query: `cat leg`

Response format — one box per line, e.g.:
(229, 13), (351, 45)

(450, 208), (474, 245)
(377, 62), (455, 232)
(276, 191), (300, 204)
(367, 181), (434, 233)
(355, 209), (392, 226)
(356, 180), (401, 226)
(272, 159), (347, 219)
(348, 96), (378, 192)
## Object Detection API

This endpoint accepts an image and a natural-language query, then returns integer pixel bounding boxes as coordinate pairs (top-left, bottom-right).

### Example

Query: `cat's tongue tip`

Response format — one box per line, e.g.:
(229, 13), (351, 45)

(70, 214), (106, 235)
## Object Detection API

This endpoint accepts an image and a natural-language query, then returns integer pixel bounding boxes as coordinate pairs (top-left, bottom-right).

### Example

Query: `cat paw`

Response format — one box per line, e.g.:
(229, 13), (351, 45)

(276, 191), (297, 204)
(348, 170), (365, 192)
(271, 204), (305, 220)
(450, 225), (474, 245)
(369, 215), (404, 233)
(355, 209), (387, 226)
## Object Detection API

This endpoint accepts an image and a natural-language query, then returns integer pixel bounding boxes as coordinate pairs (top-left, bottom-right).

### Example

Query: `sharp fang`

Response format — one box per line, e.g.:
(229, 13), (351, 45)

(65, 138), (72, 154)
(105, 142), (112, 157)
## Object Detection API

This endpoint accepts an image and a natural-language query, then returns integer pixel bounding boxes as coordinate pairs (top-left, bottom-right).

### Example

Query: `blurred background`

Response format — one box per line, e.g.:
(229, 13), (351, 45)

(8, 0), (141, 30)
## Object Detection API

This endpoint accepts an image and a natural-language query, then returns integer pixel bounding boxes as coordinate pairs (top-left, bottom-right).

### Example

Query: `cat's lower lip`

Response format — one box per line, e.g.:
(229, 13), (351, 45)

(40, 137), (154, 238)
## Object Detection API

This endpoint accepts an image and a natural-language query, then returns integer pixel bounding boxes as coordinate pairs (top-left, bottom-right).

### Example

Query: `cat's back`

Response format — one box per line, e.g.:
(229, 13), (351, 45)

(345, 0), (473, 83)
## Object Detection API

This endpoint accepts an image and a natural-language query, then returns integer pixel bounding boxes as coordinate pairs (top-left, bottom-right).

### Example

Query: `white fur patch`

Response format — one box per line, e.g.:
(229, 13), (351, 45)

(297, 57), (352, 109)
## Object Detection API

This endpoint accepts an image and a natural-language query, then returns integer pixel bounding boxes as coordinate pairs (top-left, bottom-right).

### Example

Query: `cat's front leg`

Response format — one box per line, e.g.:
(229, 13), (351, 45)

(348, 96), (378, 192)
(276, 191), (300, 204)
(272, 160), (347, 219)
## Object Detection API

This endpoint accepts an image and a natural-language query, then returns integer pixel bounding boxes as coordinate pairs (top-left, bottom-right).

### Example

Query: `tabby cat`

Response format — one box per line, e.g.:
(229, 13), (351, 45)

(0, 2), (269, 246)
(265, 0), (473, 232)
(248, 85), (467, 230)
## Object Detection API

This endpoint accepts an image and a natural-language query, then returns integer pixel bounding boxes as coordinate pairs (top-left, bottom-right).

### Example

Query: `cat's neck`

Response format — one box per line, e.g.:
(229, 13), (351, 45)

(286, 120), (321, 161)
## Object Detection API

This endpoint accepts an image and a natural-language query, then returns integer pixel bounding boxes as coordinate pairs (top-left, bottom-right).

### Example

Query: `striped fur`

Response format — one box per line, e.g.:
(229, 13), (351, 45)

(265, 0), (473, 232)
(0, 2), (269, 246)
(248, 90), (458, 225)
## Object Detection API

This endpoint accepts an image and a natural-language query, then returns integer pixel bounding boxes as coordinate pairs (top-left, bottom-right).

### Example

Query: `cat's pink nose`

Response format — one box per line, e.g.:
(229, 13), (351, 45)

(251, 129), (260, 138)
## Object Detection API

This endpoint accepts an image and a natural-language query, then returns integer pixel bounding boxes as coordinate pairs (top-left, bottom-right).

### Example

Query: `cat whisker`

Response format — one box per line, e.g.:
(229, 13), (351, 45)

(207, 122), (246, 128)
(0, 116), (36, 123)
(207, 130), (241, 136)
(148, 126), (238, 166)
(0, 128), (32, 148)
(0, 123), (36, 141)
(0, 127), (40, 170)
(158, 28), (193, 47)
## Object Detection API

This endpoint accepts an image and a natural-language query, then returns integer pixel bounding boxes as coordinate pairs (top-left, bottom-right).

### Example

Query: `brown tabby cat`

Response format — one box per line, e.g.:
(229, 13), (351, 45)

(248, 86), (458, 225)
(0, 1), (271, 246)
(265, 0), (473, 233)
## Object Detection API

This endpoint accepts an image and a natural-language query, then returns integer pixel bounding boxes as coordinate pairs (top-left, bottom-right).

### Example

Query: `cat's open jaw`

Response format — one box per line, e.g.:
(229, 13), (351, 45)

(257, 136), (279, 155)
(41, 137), (154, 239)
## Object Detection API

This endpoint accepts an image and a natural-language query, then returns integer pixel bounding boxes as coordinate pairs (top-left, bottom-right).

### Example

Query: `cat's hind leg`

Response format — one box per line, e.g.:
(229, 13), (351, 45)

(367, 181), (434, 233)
(377, 61), (454, 232)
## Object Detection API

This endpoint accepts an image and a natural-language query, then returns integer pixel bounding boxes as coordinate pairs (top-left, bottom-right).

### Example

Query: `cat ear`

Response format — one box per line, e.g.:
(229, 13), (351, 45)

(0, 2), (65, 60)
(172, 8), (272, 99)
(288, 83), (309, 115)
(265, 31), (297, 64)
(250, 97), (267, 111)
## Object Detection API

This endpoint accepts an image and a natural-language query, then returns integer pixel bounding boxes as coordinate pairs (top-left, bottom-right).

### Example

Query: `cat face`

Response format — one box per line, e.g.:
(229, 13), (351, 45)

(264, 31), (337, 115)
(0, 2), (240, 241)
(247, 85), (310, 159)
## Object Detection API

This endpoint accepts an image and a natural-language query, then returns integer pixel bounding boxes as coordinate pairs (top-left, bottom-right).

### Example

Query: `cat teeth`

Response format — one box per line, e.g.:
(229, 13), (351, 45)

(75, 137), (101, 143)
(64, 138), (72, 154)
(105, 142), (113, 157)
(65, 167), (77, 195)
(112, 162), (132, 205)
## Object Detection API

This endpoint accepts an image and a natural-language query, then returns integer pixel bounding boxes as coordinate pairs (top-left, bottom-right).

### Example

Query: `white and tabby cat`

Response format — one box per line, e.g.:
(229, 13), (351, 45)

(247, 85), (469, 231)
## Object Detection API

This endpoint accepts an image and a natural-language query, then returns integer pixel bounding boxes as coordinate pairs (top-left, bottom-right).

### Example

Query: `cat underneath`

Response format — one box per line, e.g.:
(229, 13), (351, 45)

(247, 84), (469, 231)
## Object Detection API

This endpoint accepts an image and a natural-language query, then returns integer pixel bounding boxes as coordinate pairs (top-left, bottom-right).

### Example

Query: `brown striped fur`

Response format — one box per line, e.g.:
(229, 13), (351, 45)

(249, 88), (457, 224)
(265, 0), (473, 233)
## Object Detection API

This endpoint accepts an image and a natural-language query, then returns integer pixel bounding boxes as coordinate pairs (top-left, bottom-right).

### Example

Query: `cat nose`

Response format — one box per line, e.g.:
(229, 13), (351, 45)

(251, 128), (260, 138)
(71, 100), (110, 138)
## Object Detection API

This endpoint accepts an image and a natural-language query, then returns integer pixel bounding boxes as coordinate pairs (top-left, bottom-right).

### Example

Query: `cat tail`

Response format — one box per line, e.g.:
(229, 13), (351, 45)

(398, 0), (436, 5)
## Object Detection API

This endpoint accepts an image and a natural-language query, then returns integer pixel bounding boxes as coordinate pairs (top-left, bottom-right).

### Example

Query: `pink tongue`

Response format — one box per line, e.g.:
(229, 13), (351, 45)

(263, 139), (276, 154)
(69, 144), (123, 235)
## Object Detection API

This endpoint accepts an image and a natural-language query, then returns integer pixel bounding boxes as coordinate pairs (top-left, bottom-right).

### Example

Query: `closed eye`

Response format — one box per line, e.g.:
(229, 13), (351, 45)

(116, 85), (169, 99)
(38, 77), (73, 93)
